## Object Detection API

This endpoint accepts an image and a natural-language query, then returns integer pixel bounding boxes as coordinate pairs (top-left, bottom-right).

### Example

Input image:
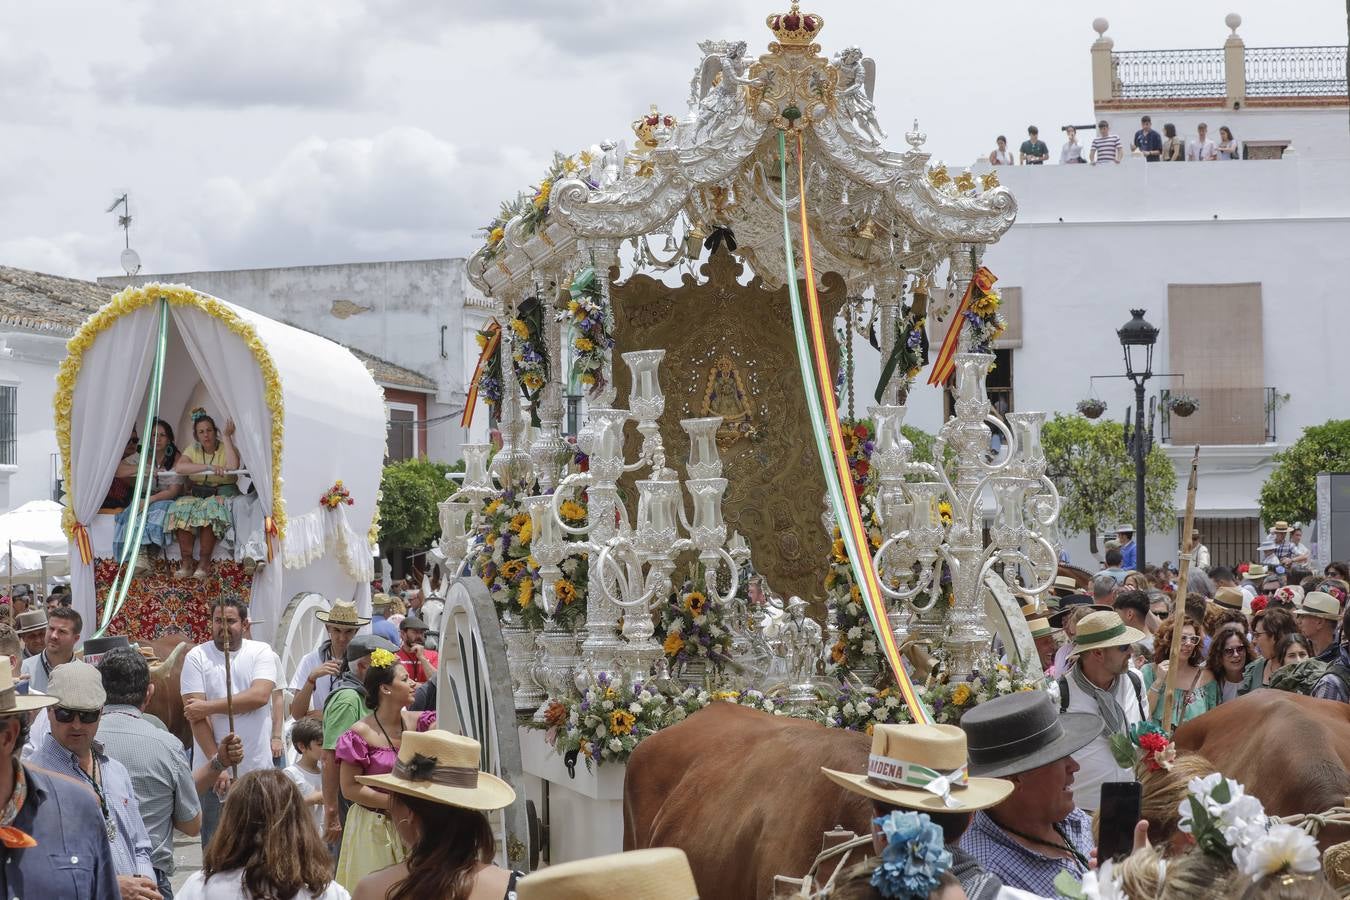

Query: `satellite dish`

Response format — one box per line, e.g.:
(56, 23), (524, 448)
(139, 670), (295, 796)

(120, 248), (141, 276)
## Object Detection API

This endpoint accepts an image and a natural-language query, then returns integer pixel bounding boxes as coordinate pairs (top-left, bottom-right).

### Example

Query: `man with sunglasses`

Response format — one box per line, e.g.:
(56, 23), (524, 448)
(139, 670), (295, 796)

(30, 660), (159, 899)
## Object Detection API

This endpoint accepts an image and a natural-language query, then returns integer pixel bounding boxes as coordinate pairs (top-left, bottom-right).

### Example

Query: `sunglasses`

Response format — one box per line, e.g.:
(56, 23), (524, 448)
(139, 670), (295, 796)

(1223, 646), (1246, 657)
(1180, 635), (1201, 645)
(53, 707), (101, 724)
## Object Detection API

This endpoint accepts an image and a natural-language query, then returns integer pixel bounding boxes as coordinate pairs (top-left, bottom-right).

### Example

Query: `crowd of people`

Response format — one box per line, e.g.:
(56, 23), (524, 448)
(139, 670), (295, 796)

(989, 117), (1242, 167)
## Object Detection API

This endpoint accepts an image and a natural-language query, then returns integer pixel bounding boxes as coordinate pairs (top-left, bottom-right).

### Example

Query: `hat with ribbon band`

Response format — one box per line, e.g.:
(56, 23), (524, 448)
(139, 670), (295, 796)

(315, 599), (371, 627)
(1067, 610), (1146, 657)
(1297, 591), (1341, 621)
(821, 723), (1012, 812)
(1213, 586), (1245, 611)
(357, 729), (514, 811)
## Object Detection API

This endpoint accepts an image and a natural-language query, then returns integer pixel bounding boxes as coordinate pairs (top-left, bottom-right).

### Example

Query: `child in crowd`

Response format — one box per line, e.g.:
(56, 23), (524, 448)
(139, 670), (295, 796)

(283, 718), (326, 834)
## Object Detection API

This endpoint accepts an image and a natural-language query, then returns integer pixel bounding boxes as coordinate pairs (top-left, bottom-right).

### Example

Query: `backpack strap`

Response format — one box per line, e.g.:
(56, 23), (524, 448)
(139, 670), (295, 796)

(1125, 669), (1146, 717)
(1059, 675), (1069, 713)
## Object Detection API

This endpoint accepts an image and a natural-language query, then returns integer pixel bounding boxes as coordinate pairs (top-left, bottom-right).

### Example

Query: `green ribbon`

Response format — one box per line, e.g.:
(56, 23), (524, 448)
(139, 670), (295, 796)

(1072, 620), (1127, 646)
(97, 298), (169, 636)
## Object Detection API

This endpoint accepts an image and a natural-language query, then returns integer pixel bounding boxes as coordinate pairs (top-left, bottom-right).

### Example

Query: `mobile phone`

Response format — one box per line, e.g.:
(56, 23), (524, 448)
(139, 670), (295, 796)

(1098, 781), (1142, 862)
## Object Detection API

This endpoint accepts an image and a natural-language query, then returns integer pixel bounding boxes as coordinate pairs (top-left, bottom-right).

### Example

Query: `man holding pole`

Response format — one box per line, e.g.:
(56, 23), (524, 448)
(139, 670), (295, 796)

(180, 595), (276, 848)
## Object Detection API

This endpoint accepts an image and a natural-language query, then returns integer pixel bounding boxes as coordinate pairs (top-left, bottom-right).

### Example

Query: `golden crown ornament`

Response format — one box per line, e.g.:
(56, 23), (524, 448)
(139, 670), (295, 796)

(766, 3), (824, 47)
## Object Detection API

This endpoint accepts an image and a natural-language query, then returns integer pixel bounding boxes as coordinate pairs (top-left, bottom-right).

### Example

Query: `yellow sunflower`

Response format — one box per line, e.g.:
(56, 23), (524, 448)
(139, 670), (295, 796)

(559, 500), (587, 522)
(830, 640), (847, 663)
(500, 559), (524, 579)
(663, 632), (685, 657)
(517, 518), (532, 545)
(488, 226), (505, 246)
(510, 318), (529, 339)
(971, 290), (1000, 316)
(938, 501), (953, 526)
(517, 577), (535, 609)
(609, 709), (636, 735)
(683, 591), (708, 617)
(554, 579), (577, 605)
(484, 498), (502, 515)
(580, 373), (597, 386)
(831, 539), (848, 564)
(522, 373), (545, 392)
(575, 337), (595, 353)
(508, 513), (529, 533)
(950, 683), (972, 706)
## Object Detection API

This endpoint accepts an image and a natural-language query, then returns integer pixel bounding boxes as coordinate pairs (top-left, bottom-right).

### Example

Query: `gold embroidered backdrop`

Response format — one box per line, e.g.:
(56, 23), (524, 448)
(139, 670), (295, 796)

(609, 247), (846, 604)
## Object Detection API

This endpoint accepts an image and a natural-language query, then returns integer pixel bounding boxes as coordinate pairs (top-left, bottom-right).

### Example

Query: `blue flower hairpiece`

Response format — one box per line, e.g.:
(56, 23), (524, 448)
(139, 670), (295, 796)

(870, 811), (953, 899)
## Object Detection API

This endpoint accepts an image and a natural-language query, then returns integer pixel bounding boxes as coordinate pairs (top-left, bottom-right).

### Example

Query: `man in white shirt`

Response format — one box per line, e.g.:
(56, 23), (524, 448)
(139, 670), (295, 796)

(1187, 122), (1217, 161)
(287, 599), (368, 720)
(181, 595), (277, 848)
(1057, 610), (1146, 811)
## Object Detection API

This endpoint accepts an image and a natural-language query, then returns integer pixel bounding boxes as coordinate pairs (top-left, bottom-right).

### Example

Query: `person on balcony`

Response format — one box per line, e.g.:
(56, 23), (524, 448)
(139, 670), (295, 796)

(167, 409), (239, 579)
(112, 418), (182, 562)
(1059, 126), (1085, 164)
(988, 135), (1013, 166)
(1132, 115), (1162, 162)
(1161, 123), (1185, 161)
(1187, 123), (1218, 161)
(1216, 126), (1240, 160)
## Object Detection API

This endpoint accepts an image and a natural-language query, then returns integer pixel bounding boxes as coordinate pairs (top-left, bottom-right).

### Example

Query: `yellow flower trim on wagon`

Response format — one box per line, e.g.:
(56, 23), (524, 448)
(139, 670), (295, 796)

(554, 579), (577, 605)
(517, 577), (535, 610)
(559, 500), (587, 522)
(950, 683), (972, 706)
(663, 632), (685, 657)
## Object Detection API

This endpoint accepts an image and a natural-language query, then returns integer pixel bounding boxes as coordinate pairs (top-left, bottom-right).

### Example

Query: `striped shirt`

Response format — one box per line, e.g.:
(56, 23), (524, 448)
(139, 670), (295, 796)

(1090, 133), (1122, 163)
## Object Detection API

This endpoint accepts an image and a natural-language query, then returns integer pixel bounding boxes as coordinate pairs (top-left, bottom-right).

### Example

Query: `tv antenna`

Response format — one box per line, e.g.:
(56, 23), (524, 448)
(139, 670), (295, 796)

(106, 193), (141, 275)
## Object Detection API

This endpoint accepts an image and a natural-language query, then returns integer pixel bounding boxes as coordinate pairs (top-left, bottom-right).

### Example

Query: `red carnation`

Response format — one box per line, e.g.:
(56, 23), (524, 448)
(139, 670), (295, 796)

(855, 460), (870, 478)
(1138, 732), (1168, 753)
(853, 424), (869, 439)
(1250, 596), (1269, 614)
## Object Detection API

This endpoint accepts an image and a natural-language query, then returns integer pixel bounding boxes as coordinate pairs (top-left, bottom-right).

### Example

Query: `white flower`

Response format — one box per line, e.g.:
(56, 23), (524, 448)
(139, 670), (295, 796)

(847, 602), (861, 615)
(1235, 823), (1321, 881)
(608, 738), (623, 753)
(669, 621), (683, 635)
(628, 702), (643, 714)
(1077, 859), (1127, 900)
(601, 700), (614, 711)
(826, 706), (839, 719)
(862, 640), (876, 654)
(639, 690), (653, 702)
(693, 615), (706, 626)
(885, 695), (900, 708)
(842, 702), (856, 716)
(593, 724), (607, 738)
(996, 678), (1012, 693)
(847, 626), (863, 640)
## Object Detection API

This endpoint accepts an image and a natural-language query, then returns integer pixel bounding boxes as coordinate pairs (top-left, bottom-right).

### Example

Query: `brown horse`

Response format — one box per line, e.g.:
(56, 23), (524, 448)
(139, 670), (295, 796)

(624, 703), (872, 900)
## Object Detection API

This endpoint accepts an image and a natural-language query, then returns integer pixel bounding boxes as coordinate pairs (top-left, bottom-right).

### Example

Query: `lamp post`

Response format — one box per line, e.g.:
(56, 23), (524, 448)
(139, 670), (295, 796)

(1118, 309), (1159, 571)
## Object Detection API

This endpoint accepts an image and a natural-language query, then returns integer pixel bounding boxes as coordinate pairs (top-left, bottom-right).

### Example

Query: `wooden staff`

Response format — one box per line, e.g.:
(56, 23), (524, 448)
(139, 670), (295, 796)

(1162, 446), (1201, 732)
(222, 638), (239, 779)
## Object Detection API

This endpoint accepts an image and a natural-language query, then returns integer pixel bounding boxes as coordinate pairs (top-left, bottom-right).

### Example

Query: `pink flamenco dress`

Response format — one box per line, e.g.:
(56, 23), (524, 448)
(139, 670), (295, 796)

(334, 711), (436, 892)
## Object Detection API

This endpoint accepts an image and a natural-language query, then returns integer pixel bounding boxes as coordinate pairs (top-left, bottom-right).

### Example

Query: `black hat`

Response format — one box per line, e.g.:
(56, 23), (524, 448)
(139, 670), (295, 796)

(346, 634), (398, 663)
(1047, 595), (1112, 626)
(82, 635), (131, 667)
(959, 691), (1101, 778)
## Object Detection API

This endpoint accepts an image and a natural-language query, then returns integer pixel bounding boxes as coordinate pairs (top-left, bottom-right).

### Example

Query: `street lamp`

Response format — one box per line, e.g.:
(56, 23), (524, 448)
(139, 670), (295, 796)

(1118, 309), (1159, 570)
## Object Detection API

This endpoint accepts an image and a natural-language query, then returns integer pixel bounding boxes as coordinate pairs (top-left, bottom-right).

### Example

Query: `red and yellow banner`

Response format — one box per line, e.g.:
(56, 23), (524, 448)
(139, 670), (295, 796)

(461, 320), (502, 429)
(926, 266), (997, 387)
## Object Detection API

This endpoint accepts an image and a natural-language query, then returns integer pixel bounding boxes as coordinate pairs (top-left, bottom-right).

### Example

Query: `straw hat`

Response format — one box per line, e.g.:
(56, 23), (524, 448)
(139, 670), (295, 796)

(357, 729), (514, 811)
(1051, 574), (1080, 597)
(1245, 564), (1270, 580)
(1067, 610), (1146, 656)
(371, 593), (395, 611)
(1296, 592), (1341, 621)
(1213, 586), (1245, 611)
(516, 848), (698, 900)
(315, 599), (371, 627)
(0, 661), (57, 715)
(821, 723), (1012, 812)
(1272, 521), (1291, 533)
(1026, 617), (1058, 640)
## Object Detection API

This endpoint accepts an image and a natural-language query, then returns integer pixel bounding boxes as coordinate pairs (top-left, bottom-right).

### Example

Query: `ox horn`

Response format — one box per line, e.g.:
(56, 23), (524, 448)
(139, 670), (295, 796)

(147, 641), (189, 679)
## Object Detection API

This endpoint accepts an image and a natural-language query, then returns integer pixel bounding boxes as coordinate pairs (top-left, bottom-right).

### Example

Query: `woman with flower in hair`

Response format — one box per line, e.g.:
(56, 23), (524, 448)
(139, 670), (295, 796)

(167, 408), (240, 578)
(334, 649), (433, 891)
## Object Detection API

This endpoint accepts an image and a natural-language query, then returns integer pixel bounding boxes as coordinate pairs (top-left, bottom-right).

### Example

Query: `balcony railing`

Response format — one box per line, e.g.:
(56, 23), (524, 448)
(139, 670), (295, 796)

(1246, 46), (1348, 97)
(1160, 387), (1279, 445)
(1111, 48), (1226, 100)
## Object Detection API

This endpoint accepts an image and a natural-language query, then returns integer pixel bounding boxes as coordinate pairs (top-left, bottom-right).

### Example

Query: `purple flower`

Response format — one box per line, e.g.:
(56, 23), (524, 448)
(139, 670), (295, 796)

(906, 329), (923, 349)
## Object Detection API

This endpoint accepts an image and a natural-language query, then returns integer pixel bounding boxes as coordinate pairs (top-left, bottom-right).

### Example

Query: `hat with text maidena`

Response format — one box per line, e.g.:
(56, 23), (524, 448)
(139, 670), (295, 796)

(821, 722), (1013, 812)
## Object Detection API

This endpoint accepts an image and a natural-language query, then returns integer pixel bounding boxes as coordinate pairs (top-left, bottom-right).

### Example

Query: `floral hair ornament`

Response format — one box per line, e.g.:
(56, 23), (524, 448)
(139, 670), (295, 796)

(190, 407), (208, 422)
(1108, 721), (1176, 772)
(369, 648), (397, 669)
(1177, 773), (1320, 881)
(869, 811), (952, 899)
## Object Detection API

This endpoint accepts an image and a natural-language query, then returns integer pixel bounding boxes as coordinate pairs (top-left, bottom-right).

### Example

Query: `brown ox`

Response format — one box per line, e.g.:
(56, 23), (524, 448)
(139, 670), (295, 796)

(624, 702), (872, 900)
(137, 634), (194, 750)
(1175, 690), (1350, 848)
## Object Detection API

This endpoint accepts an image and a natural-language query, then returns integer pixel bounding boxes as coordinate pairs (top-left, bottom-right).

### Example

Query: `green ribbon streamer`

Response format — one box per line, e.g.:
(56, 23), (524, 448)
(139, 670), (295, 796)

(776, 133), (902, 689)
(97, 298), (169, 636)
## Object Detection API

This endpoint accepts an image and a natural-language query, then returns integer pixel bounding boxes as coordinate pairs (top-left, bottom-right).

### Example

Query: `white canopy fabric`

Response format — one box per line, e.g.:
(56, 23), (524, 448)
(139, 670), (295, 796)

(0, 500), (69, 578)
(57, 284), (387, 643)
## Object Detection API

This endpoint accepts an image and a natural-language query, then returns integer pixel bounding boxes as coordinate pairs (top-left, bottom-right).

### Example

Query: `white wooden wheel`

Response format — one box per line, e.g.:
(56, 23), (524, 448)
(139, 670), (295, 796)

(436, 577), (531, 870)
(276, 591), (332, 694)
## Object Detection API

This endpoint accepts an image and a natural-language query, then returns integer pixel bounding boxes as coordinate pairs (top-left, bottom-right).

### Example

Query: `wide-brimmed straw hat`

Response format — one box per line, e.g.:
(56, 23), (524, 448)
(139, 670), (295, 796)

(821, 723), (1013, 813)
(357, 729), (514, 811)
(516, 848), (698, 900)
(0, 662), (57, 715)
(1051, 574), (1080, 597)
(1213, 586), (1245, 611)
(1026, 617), (1059, 640)
(1272, 521), (1292, 533)
(314, 599), (370, 627)
(1067, 610), (1146, 656)
(1245, 564), (1270, 580)
(960, 690), (1100, 779)
(1297, 591), (1341, 621)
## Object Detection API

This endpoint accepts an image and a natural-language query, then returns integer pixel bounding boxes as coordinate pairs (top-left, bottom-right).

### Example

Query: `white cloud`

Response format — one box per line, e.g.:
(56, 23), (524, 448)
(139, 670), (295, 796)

(96, 0), (371, 108)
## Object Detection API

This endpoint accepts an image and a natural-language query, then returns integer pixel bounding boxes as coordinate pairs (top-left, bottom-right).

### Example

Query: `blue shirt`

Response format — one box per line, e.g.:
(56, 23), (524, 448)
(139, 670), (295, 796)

(1119, 540), (1136, 571)
(1133, 128), (1163, 160)
(30, 735), (156, 880)
(372, 614), (400, 644)
(0, 762), (122, 899)
(959, 808), (1093, 898)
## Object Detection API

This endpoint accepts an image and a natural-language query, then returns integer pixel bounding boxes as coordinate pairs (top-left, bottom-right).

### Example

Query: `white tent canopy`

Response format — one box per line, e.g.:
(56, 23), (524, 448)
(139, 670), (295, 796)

(0, 500), (68, 579)
(56, 284), (387, 643)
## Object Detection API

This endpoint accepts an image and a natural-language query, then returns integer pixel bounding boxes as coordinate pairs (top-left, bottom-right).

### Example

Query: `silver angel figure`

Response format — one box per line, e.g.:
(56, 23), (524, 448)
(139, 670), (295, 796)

(692, 41), (751, 142)
(835, 46), (886, 143)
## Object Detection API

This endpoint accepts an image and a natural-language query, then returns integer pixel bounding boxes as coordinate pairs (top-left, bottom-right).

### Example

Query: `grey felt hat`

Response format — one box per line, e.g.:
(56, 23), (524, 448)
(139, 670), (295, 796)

(959, 690), (1100, 779)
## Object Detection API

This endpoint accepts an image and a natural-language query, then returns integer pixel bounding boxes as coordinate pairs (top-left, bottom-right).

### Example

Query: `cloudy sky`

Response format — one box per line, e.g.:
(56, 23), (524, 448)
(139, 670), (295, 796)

(3, 1), (1344, 280)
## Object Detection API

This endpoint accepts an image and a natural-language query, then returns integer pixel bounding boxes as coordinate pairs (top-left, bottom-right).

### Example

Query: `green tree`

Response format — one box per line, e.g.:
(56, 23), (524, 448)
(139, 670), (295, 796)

(1259, 420), (1350, 525)
(377, 458), (463, 551)
(1042, 414), (1178, 556)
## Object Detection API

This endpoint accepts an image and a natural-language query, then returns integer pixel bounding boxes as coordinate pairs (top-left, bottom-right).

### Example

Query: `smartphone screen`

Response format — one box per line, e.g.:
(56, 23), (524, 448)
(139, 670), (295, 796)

(1098, 781), (1142, 862)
